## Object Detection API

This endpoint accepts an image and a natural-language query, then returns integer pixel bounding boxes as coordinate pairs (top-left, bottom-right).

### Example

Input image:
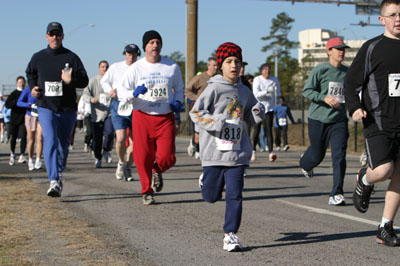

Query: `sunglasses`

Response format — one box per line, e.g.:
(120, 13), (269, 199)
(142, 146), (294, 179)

(48, 31), (62, 37)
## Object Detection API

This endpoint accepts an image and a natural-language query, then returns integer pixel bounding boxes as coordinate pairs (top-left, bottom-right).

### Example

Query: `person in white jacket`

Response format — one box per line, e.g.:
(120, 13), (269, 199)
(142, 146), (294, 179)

(251, 63), (280, 162)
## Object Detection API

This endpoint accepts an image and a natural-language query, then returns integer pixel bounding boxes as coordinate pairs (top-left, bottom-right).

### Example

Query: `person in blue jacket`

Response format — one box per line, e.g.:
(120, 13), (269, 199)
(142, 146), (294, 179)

(17, 86), (43, 171)
(273, 96), (295, 151)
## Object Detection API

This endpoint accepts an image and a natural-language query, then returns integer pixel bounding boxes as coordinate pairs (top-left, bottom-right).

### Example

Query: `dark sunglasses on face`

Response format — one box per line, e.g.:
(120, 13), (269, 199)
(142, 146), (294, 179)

(48, 31), (62, 37)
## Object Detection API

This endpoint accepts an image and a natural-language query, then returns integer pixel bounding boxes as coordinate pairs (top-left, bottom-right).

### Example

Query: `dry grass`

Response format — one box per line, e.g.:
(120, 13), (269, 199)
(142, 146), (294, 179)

(0, 174), (128, 266)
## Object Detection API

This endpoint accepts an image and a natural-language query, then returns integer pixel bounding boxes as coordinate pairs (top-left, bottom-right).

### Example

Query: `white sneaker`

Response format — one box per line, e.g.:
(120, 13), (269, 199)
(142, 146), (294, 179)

(115, 162), (125, 180)
(251, 151), (256, 161)
(34, 158), (42, 170)
(28, 158), (35, 171)
(124, 167), (134, 181)
(0, 135), (3, 143)
(329, 194), (346, 206)
(194, 151), (200, 159)
(269, 152), (277, 162)
(283, 145), (290, 151)
(47, 180), (62, 197)
(9, 154), (15, 166)
(84, 143), (88, 153)
(276, 146), (281, 151)
(360, 150), (368, 167)
(103, 151), (112, 163)
(199, 173), (204, 188)
(187, 140), (195, 157)
(69, 145), (74, 151)
(223, 233), (242, 252)
(18, 154), (26, 163)
(143, 193), (155, 205)
(95, 159), (102, 168)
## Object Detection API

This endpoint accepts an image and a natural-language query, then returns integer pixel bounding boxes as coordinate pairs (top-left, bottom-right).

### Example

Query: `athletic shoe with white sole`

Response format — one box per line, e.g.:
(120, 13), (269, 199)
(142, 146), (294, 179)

(283, 145), (290, 151)
(251, 151), (256, 161)
(199, 173), (204, 189)
(28, 158), (35, 171)
(103, 151), (112, 163)
(301, 168), (314, 178)
(34, 158), (42, 170)
(9, 154), (15, 166)
(115, 162), (125, 180)
(95, 159), (102, 168)
(143, 193), (155, 205)
(329, 194), (346, 206)
(47, 180), (62, 197)
(376, 221), (400, 247)
(124, 167), (134, 182)
(152, 172), (163, 192)
(353, 167), (374, 213)
(18, 154), (26, 163)
(187, 140), (195, 157)
(223, 233), (243, 252)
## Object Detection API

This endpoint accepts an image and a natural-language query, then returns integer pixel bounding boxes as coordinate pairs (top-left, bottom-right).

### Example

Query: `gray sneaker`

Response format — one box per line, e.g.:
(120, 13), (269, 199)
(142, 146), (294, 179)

(151, 172), (163, 192)
(143, 193), (155, 205)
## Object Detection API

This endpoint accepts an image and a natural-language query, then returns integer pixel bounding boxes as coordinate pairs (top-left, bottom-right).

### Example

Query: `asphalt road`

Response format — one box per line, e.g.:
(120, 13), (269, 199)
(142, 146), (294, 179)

(2, 133), (399, 265)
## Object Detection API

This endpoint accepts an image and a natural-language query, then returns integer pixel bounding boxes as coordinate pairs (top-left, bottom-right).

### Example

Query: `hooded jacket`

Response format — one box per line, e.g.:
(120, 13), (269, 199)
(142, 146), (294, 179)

(190, 74), (265, 167)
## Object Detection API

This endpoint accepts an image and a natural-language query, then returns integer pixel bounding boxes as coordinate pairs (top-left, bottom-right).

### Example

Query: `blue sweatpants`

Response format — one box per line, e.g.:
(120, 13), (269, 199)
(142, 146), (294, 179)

(37, 107), (76, 182)
(300, 118), (348, 196)
(202, 165), (245, 233)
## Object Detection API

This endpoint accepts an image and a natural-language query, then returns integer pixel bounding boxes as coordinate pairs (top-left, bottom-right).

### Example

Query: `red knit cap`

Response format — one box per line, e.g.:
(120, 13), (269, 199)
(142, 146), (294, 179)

(216, 42), (242, 69)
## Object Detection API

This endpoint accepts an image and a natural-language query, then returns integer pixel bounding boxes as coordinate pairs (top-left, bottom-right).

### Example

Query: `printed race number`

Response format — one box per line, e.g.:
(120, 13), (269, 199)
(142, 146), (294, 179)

(145, 83), (169, 103)
(328, 81), (344, 103)
(216, 119), (242, 151)
(389, 74), (400, 97)
(44, 81), (63, 97)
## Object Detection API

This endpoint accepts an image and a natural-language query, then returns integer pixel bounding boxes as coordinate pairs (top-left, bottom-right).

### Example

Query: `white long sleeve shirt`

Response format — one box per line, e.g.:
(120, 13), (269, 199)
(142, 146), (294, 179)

(253, 75), (281, 113)
(119, 57), (184, 115)
(100, 61), (130, 94)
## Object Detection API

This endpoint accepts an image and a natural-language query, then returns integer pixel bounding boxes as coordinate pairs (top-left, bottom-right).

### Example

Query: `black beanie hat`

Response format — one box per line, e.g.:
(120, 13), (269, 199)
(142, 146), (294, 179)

(142, 30), (162, 51)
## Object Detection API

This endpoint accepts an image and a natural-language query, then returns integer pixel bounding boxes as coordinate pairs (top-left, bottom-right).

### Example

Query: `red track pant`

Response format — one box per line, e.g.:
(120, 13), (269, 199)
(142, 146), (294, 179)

(132, 110), (176, 194)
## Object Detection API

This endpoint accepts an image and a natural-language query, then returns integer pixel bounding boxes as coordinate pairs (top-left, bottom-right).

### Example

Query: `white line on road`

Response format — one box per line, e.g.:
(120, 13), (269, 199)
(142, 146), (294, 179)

(276, 199), (400, 229)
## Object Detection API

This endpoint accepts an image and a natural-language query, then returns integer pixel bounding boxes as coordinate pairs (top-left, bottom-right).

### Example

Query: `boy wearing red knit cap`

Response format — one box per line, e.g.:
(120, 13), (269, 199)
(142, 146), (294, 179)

(190, 42), (265, 251)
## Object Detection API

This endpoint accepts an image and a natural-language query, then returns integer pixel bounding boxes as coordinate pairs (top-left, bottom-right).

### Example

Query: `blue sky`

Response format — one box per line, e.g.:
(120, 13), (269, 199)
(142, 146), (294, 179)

(0, 0), (383, 87)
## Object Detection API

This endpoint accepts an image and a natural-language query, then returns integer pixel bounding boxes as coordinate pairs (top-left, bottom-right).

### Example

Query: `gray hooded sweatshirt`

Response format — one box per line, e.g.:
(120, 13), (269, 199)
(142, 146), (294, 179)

(190, 74), (265, 167)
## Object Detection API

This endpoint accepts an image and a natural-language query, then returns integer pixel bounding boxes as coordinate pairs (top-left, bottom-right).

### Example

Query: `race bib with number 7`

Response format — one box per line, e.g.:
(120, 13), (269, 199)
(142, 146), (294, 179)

(45, 81), (63, 97)
(388, 74), (400, 97)
(328, 81), (344, 103)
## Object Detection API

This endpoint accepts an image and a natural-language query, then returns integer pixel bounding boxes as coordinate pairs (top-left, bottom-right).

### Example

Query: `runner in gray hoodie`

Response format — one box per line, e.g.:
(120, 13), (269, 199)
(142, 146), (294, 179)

(190, 42), (264, 252)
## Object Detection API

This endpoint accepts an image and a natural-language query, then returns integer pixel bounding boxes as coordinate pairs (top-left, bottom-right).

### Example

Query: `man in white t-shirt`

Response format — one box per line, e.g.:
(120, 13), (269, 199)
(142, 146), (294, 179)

(119, 30), (184, 205)
(101, 44), (140, 181)
(252, 63), (281, 162)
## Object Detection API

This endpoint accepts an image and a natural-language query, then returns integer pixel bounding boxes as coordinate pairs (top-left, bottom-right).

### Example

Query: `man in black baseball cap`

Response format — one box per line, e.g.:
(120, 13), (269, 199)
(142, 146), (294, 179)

(46, 22), (63, 34)
(123, 44), (141, 56)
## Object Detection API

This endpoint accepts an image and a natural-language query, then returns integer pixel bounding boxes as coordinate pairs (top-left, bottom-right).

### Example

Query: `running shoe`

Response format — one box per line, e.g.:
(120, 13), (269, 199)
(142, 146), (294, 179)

(47, 180), (62, 197)
(143, 193), (155, 205)
(95, 159), (102, 168)
(283, 145), (290, 151)
(223, 233), (243, 252)
(1, 135), (3, 143)
(353, 167), (374, 213)
(251, 151), (256, 161)
(376, 221), (400, 247)
(360, 150), (368, 167)
(269, 152), (277, 162)
(103, 151), (112, 163)
(115, 162), (125, 180)
(276, 146), (281, 151)
(28, 158), (35, 171)
(124, 167), (134, 182)
(34, 158), (42, 170)
(84, 143), (88, 153)
(194, 152), (200, 159)
(152, 172), (163, 192)
(18, 154), (26, 163)
(301, 168), (314, 178)
(329, 194), (346, 206)
(9, 154), (15, 166)
(187, 140), (195, 157)
(199, 173), (204, 189)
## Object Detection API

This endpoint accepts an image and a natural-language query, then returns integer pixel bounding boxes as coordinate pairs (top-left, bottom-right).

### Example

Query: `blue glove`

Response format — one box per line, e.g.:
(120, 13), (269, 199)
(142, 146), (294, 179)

(170, 101), (181, 113)
(133, 84), (147, 98)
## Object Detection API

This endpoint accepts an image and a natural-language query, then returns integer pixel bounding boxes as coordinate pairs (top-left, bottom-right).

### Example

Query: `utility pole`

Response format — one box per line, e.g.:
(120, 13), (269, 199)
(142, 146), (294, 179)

(185, 0), (198, 134)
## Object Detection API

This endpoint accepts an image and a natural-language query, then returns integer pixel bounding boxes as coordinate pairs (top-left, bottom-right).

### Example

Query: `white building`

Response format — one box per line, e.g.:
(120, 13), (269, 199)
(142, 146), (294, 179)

(298, 28), (366, 73)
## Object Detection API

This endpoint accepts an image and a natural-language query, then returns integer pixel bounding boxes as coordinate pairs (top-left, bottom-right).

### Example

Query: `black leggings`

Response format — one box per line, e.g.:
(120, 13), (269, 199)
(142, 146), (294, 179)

(252, 112), (274, 152)
(9, 122), (26, 154)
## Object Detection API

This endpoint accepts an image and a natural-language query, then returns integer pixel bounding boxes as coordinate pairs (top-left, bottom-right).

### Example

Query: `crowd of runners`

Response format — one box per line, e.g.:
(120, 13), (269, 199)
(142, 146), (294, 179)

(2, 0), (400, 251)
